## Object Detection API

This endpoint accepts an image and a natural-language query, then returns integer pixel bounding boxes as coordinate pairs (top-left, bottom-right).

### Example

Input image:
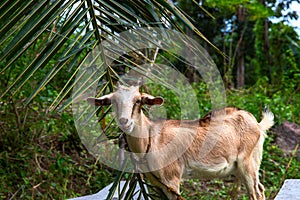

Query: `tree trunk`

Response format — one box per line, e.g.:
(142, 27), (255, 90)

(237, 6), (246, 88)
(237, 45), (245, 88)
(261, 0), (272, 82)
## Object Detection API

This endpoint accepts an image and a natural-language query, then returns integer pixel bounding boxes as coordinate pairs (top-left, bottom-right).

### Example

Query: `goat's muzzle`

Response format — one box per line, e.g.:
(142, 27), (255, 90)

(118, 118), (134, 133)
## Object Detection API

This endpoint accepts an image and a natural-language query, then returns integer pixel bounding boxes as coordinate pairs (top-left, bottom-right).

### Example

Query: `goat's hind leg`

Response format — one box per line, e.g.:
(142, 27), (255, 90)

(238, 158), (265, 200)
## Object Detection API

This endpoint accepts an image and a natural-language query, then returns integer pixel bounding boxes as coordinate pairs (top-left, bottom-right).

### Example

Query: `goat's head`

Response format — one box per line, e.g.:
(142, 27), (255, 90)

(87, 84), (163, 133)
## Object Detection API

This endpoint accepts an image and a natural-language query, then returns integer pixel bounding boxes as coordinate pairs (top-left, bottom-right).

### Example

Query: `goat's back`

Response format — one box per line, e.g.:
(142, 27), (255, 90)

(182, 107), (263, 178)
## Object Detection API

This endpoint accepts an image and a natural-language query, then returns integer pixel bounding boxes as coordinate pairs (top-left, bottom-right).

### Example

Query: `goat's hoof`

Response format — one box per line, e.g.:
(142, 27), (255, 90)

(177, 196), (184, 200)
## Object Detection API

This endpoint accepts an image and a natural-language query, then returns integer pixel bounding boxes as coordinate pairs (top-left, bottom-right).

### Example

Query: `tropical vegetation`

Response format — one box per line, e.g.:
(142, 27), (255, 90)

(0, 0), (299, 199)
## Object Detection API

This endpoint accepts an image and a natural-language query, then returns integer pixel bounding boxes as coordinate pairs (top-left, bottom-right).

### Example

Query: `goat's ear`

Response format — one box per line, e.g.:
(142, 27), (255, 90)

(141, 94), (164, 105)
(87, 94), (113, 106)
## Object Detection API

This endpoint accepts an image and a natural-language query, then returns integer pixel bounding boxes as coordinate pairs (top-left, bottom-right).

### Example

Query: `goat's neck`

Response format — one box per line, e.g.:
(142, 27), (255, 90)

(126, 111), (152, 154)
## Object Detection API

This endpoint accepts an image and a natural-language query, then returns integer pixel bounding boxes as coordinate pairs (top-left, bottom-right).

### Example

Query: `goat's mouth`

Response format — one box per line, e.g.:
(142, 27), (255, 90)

(120, 122), (134, 133)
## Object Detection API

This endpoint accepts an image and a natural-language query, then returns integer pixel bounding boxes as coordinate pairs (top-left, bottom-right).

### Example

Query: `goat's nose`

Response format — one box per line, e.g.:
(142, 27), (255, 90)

(119, 118), (128, 125)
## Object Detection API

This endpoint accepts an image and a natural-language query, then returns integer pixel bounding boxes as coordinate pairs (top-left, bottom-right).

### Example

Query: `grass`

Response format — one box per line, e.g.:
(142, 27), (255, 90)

(1, 127), (298, 199)
(0, 131), (300, 200)
(0, 103), (114, 199)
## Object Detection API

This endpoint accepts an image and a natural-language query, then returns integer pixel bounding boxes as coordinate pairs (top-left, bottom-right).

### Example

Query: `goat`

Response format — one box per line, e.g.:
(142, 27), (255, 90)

(87, 84), (274, 200)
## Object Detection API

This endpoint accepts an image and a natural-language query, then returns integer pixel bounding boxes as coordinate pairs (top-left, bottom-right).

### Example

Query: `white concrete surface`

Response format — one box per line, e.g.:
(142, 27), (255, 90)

(274, 179), (300, 200)
(68, 181), (148, 200)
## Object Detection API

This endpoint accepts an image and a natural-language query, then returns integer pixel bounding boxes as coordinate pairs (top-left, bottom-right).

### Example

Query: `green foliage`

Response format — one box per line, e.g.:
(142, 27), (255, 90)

(205, 0), (273, 19)
(226, 76), (300, 124)
(0, 99), (114, 199)
(262, 135), (299, 199)
(145, 82), (211, 120)
(1, 0), (300, 199)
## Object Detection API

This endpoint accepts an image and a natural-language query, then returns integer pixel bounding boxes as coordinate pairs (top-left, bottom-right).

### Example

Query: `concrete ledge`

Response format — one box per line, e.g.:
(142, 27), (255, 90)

(68, 181), (147, 200)
(69, 179), (300, 199)
(274, 179), (300, 200)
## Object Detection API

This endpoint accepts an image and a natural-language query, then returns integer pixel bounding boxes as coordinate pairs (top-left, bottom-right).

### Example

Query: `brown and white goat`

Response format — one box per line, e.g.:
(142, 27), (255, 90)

(87, 85), (274, 200)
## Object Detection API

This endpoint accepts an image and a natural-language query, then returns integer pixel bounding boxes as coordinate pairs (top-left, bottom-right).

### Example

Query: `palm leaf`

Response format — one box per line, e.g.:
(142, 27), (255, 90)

(1, 0), (218, 107)
(0, 1), (218, 199)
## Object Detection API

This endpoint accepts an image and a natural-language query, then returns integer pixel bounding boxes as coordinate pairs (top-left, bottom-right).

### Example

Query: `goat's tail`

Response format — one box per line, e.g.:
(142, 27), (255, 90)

(259, 106), (274, 132)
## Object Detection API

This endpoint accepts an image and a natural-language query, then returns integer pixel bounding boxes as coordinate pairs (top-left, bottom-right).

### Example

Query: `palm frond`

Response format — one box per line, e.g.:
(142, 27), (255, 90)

(0, 2), (218, 198)
(0, 0), (218, 108)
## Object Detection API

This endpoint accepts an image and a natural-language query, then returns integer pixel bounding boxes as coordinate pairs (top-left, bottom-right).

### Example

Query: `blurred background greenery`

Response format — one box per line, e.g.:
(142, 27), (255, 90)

(0, 0), (299, 199)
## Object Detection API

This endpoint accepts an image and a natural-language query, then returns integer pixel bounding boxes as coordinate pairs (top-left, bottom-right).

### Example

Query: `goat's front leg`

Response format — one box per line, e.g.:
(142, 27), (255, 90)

(160, 187), (182, 200)
(229, 177), (241, 199)
(145, 171), (183, 200)
(163, 184), (183, 200)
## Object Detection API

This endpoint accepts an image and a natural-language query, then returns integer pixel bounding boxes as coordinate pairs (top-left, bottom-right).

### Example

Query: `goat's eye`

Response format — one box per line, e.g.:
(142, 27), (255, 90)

(135, 99), (141, 104)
